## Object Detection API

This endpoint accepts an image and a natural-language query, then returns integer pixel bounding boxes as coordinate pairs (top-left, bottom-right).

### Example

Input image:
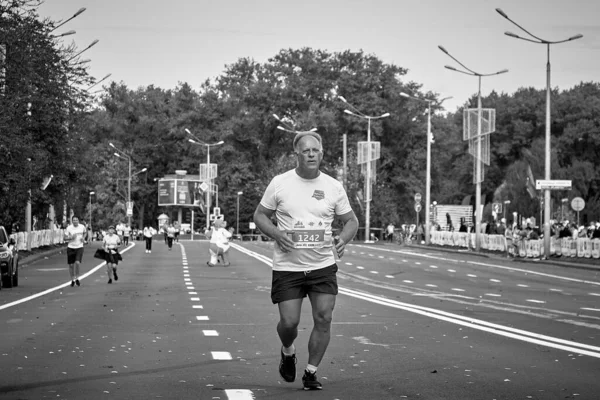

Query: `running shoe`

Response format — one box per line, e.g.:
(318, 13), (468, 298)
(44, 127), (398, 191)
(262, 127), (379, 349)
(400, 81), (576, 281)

(302, 370), (322, 390)
(113, 271), (118, 281)
(279, 349), (297, 382)
(71, 281), (75, 287)
(108, 279), (112, 284)
(75, 279), (80, 286)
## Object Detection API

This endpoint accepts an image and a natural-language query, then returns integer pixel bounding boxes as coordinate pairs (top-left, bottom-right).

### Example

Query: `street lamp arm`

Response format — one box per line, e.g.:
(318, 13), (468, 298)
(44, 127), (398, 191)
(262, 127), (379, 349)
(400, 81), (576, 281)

(438, 45), (478, 75)
(51, 7), (86, 32)
(495, 8), (545, 42)
(444, 65), (475, 76)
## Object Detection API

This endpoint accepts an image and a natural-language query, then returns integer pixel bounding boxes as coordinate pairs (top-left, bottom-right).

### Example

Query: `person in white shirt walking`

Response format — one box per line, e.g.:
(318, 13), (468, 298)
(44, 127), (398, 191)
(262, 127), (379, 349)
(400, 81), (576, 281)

(143, 226), (157, 253)
(64, 216), (88, 287)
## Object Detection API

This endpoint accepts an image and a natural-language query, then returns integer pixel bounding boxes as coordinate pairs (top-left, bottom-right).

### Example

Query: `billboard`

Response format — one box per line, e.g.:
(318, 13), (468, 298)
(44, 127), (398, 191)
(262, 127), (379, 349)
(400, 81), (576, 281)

(158, 179), (204, 207)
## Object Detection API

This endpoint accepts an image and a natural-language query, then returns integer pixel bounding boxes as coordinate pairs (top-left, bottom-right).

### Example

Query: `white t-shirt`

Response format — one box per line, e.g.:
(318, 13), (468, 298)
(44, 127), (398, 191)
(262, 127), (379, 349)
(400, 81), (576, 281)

(259, 169), (352, 272)
(143, 227), (156, 237)
(167, 227), (176, 238)
(66, 224), (87, 249)
(103, 234), (121, 251)
(123, 225), (131, 237)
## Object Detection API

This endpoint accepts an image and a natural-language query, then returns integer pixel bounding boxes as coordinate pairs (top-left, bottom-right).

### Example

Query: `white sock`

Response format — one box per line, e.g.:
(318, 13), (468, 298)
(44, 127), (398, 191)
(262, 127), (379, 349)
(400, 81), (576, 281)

(282, 344), (295, 356)
(306, 364), (317, 374)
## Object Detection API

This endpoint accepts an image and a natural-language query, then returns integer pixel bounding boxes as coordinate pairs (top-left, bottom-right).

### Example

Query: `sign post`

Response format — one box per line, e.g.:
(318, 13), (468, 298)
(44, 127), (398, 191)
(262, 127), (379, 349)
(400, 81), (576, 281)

(571, 197), (585, 226)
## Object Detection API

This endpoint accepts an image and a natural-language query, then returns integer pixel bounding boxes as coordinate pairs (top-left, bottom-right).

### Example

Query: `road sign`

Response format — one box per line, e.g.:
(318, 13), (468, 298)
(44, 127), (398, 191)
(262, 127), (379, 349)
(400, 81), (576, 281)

(249, 222), (256, 230)
(536, 180), (572, 190)
(126, 208), (133, 217)
(415, 193), (422, 202)
(415, 203), (422, 212)
(571, 197), (585, 212)
(213, 207), (221, 216)
(199, 181), (209, 192)
(492, 202), (502, 214)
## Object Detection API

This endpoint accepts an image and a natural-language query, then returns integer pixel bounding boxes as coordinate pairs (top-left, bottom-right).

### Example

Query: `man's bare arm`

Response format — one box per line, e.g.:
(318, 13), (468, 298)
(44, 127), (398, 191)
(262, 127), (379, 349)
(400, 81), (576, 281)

(253, 204), (295, 253)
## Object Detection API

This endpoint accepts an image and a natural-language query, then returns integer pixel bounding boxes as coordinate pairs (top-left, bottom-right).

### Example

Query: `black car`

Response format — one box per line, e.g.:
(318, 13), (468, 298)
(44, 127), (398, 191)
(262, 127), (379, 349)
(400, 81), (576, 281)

(0, 226), (19, 289)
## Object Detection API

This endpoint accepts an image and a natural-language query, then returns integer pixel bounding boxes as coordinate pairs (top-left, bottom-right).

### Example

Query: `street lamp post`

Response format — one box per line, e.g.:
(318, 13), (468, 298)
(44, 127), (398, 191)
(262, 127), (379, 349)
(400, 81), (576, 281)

(237, 191), (243, 237)
(89, 191), (94, 240)
(338, 97), (389, 243)
(110, 143), (146, 226)
(496, 8), (583, 259)
(439, 45), (508, 251)
(51, 7), (86, 32)
(561, 198), (568, 222)
(503, 200), (511, 221)
(186, 129), (224, 230)
(400, 92), (452, 245)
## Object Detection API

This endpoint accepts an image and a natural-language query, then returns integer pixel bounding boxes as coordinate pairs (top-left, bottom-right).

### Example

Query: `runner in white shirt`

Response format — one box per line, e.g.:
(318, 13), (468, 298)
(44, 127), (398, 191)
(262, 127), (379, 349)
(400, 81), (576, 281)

(64, 216), (88, 287)
(122, 223), (131, 245)
(143, 226), (157, 253)
(103, 225), (121, 284)
(254, 131), (358, 390)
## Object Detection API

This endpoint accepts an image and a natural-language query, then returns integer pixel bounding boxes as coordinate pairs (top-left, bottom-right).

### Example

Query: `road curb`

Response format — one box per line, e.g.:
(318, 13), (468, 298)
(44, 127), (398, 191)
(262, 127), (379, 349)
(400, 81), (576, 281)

(20, 245), (67, 267)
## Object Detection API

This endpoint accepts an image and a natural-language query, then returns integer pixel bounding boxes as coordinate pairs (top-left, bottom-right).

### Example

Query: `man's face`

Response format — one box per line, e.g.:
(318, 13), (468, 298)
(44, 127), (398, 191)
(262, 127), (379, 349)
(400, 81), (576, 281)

(72, 217), (79, 226)
(296, 136), (323, 172)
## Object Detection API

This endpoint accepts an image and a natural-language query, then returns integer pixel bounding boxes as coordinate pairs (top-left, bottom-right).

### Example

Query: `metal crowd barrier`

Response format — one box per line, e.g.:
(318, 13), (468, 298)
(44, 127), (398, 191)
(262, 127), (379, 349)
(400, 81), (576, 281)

(430, 231), (600, 259)
(9, 229), (66, 251)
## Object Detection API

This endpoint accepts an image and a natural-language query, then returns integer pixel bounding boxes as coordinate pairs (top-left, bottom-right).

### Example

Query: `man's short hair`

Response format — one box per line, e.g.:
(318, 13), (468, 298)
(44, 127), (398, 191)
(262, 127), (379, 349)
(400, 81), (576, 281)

(293, 131), (322, 152)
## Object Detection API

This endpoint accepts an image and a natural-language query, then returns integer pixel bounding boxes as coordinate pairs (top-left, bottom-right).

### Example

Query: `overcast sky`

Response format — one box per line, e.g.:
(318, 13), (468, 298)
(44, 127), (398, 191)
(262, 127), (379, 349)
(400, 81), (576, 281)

(39, 0), (600, 112)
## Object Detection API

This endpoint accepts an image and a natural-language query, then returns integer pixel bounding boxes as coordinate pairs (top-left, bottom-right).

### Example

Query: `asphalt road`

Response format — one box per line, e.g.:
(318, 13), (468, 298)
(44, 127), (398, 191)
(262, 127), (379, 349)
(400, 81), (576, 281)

(0, 239), (599, 399)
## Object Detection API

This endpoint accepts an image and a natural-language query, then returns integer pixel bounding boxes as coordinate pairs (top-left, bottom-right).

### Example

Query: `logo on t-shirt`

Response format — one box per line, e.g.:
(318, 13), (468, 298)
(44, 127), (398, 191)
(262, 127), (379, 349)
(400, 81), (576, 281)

(312, 190), (325, 200)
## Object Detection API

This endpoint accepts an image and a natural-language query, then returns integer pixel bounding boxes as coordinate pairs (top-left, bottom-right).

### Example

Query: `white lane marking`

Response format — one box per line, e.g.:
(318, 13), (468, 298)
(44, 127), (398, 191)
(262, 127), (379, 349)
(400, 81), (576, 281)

(36, 268), (66, 271)
(517, 284), (529, 288)
(415, 262), (421, 265)
(188, 292), (198, 295)
(550, 289), (563, 292)
(232, 243), (600, 359)
(0, 243), (136, 311)
(369, 271), (379, 274)
(212, 352), (232, 360)
(192, 305), (203, 309)
(430, 265), (438, 269)
(345, 262), (353, 266)
(385, 275), (395, 279)
(190, 297), (200, 301)
(490, 279), (501, 283)
(187, 287), (195, 290)
(589, 293), (600, 297)
(339, 286), (600, 359)
(581, 308), (600, 312)
(447, 269), (456, 273)
(184, 274), (190, 277)
(224, 389), (255, 400)
(196, 316), (209, 321)
(378, 255), (384, 258)
(451, 288), (465, 292)
(526, 299), (546, 304)
(184, 278), (191, 282)
(426, 284), (438, 288)
(356, 244), (600, 287)
(403, 280), (413, 283)
(485, 293), (502, 297)
(467, 274), (477, 278)
(357, 266), (364, 270)
(203, 330), (219, 336)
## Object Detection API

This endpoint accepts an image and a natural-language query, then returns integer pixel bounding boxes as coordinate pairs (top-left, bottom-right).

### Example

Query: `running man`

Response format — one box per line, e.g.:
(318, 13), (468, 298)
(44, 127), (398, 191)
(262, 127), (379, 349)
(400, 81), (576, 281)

(254, 130), (358, 390)
(64, 216), (88, 287)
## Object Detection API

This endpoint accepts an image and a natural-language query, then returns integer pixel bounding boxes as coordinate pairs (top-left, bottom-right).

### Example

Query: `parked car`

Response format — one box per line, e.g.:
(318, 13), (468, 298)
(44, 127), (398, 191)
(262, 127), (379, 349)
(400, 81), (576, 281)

(0, 226), (19, 289)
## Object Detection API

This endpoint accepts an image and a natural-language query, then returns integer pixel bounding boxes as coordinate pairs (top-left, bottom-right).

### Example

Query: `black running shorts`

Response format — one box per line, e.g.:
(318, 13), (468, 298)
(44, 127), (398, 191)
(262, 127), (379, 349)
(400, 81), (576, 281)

(67, 247), (84, 264)
(271, 264), (338, 304)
